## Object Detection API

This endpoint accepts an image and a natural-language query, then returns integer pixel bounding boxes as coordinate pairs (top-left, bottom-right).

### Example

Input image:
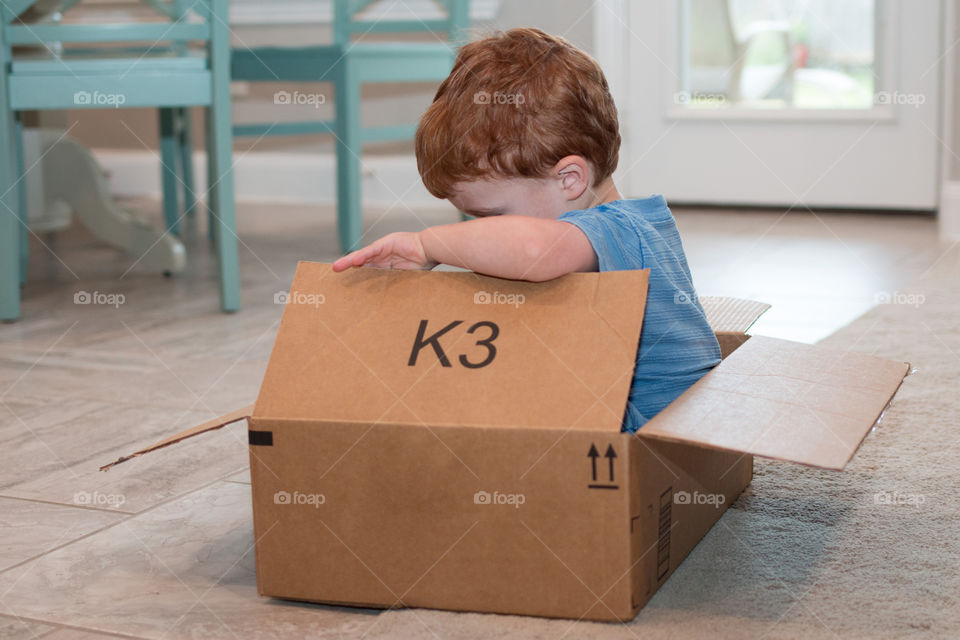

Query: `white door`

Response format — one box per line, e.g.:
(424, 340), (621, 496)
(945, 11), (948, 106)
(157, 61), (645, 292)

(610, 0), (942, 210)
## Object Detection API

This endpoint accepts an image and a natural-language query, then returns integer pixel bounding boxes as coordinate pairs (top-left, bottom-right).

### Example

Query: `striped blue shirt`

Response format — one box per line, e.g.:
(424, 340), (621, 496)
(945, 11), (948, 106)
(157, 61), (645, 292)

(558, 195), (721, 432)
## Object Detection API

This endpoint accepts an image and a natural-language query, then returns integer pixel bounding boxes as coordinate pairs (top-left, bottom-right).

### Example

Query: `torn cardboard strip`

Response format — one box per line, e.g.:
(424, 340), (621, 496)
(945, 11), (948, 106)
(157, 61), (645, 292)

(99, 404), (253, 471)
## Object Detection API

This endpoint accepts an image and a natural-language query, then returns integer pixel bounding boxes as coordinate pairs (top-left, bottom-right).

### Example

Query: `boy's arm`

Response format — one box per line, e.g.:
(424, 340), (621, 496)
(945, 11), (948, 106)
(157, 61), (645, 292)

(331, 216), (597, 281)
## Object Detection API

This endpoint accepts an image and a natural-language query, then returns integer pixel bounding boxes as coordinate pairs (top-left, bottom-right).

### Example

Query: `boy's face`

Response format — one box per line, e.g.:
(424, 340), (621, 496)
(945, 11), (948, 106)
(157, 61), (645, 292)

(448, 176), (570, 220)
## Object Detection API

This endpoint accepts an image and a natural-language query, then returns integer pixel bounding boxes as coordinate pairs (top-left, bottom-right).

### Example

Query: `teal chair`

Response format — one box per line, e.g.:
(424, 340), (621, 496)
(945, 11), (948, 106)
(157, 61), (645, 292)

(0, 0), (239, 321)
(231, 0), (470, 252)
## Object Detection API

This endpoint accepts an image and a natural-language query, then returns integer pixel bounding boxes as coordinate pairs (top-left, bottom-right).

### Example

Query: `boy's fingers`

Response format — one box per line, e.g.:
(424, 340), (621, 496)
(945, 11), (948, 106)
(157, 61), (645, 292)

(332, 251), (363, 271)
(332, 244), (382, 271)
(331, 254), (353, 271)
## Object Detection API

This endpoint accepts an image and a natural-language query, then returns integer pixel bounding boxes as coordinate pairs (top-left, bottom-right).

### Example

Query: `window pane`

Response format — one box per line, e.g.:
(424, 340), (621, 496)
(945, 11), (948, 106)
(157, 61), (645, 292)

(680, 0), (877, 109)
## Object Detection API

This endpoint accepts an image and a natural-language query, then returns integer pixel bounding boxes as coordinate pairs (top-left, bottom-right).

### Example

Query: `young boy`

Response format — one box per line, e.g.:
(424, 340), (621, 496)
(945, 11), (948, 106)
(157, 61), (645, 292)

(332, 28), (720, 432)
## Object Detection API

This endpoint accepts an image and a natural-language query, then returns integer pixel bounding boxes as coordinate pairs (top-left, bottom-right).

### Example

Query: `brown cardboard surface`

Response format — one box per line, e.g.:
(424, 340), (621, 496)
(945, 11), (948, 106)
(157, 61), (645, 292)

(628, 436), (753, 607)
(252, 263), (649, 432)
(639, 336), (909, 470)
(248, 420), (754, 622)
(248, 421), (638, 620)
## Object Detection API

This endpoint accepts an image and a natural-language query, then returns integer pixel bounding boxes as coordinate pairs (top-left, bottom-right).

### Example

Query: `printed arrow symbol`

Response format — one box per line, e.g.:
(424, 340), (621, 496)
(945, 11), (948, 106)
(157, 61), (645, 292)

(605, 444), (617, 482)
(588, 444), (599, 481)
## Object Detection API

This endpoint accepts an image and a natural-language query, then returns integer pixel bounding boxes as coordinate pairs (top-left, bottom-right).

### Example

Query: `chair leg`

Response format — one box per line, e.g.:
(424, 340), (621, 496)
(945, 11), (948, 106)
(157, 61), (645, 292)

(206, 114), (240, 312)
(335, 60), (363, 252)
(159, 107), (182, 235)
(0, 103), (20, 321)
(208, 0), (240, 312)
(18, 205), (28, 286)
(176, 107), (197, 223)
(15, 120), (28, 286)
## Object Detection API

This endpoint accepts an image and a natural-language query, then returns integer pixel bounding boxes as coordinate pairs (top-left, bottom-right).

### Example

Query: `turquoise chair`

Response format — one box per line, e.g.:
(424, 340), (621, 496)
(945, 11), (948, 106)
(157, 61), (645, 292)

(231, 0), (470, 252)
(0, 0), (239, 321)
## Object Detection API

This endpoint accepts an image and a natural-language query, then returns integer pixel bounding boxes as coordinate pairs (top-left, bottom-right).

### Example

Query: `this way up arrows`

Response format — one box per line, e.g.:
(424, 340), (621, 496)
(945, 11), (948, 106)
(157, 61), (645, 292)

(588, 444), (599, 481)
(605, 444), (617, 482)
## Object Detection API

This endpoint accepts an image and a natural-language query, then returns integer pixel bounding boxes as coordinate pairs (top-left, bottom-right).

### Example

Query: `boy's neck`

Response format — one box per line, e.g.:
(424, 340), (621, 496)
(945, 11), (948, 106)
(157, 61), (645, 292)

(581, 177), (621, 209)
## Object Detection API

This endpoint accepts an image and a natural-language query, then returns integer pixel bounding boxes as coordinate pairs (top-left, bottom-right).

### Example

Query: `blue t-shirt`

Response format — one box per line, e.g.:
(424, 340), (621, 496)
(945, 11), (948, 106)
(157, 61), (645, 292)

(558, 195), (720, 432)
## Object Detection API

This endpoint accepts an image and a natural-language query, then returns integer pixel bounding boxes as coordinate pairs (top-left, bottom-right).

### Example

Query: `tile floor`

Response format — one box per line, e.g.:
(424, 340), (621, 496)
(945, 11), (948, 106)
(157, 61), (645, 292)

(0, 199), (950, 638)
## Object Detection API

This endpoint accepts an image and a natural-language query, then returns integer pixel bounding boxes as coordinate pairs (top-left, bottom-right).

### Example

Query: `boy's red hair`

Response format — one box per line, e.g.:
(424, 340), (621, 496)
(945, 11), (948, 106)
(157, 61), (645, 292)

(415, 28), (621, 199)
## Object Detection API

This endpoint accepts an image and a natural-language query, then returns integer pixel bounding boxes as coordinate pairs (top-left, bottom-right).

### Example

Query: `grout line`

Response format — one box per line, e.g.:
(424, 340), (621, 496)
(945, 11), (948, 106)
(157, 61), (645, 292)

(0, 612), (150, 639)
(0, 494), (136, 516)
(0, 466), (248, 578)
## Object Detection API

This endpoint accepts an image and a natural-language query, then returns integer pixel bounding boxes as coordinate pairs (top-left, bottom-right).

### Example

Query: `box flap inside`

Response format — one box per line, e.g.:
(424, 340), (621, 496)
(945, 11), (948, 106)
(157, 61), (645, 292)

(253, 262), (649, 431)
(638, 336), (909, 470)
(699, 296), (770, 334)
(99, 404), (253, 471)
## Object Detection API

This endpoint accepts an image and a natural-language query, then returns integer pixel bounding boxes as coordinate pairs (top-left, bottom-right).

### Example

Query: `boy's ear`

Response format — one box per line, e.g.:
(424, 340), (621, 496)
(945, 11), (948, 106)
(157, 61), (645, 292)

(553, 155), (591, 202)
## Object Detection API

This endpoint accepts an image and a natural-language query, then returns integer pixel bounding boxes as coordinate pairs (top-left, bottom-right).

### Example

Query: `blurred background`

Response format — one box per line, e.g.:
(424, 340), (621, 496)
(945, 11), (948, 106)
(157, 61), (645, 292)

(2, 0), (958, 333)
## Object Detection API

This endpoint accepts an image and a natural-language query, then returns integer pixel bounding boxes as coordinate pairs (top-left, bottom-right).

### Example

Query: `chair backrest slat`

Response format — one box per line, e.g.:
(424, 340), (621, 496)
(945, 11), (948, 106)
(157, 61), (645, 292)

(2, 0), (215, 51)
(349, 19), (451, 34)
(3, 22), (211, 46)
(334, 0), (470, 44)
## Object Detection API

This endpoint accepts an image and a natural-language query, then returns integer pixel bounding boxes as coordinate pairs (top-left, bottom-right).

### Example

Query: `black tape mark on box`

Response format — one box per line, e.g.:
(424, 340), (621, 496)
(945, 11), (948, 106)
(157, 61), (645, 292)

(248, 430), (274, 446)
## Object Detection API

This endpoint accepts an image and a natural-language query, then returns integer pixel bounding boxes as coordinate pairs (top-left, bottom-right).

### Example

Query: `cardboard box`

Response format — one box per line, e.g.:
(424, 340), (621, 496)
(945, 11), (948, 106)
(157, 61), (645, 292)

(103, 262), (909, 621)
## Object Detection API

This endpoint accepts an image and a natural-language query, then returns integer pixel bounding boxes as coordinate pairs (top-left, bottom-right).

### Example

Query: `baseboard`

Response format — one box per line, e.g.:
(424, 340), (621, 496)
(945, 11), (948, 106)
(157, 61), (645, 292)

(95, 150), (443, 208)
(939, 181), (960, 239)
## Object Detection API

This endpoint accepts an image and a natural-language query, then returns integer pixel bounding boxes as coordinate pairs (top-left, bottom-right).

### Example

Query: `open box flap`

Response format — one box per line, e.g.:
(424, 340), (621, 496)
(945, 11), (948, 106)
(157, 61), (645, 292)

(698, 296), (771, 334)
(253, 262), (649, 431)
(638, 336), (909, 470)
(99, 404), (253, 471)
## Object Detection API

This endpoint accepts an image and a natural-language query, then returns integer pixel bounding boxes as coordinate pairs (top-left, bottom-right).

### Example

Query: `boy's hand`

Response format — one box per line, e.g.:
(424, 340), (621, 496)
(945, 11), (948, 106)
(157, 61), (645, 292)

(332, 232), (437, 272)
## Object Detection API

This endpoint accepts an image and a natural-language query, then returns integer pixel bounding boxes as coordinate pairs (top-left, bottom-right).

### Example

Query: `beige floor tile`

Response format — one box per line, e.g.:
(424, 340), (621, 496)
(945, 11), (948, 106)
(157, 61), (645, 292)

(39, 629), (147, 639)
(0, 348), (265, 415)
(0, 399), (247, 513)
(0, 614), (56, 640)
(0, 482), (374, 640)
(676, 208), (945, 342)
(223, 470), (250, 485)
(0, 498), (124, 572)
